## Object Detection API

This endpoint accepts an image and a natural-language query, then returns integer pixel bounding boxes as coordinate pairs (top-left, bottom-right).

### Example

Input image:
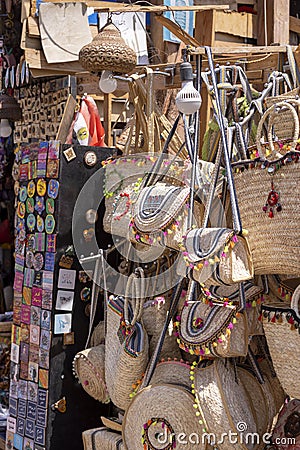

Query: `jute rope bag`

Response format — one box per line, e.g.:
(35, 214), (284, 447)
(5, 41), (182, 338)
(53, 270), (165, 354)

(233, 99), (300, 276)
(262, 283), (300, 399)
(105, 269), (149, 411)
(82, 427), (124, 450)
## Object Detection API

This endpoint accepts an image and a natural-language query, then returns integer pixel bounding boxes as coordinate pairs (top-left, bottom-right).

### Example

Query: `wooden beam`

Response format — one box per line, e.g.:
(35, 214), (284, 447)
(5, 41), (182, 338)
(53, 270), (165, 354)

(154, 15), (201, 47)
(56, 94), (77, 143)
(190, 45), (296, 55)
(195, 10), (216, 46)
(42, 0), (230, 12)
(290, 15), (300, 34)
(257, 0), (290, 45)
(103, 94), (112, 146)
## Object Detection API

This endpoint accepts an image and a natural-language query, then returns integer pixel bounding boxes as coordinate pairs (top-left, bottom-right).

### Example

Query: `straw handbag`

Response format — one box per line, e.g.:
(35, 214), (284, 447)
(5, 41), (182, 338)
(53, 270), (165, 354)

(270, 398), (300, 450)
(262, 284), (300, 399)
(105, 273), (149, 410)
(233, 99), (300, 276)
(123, 383), (206, 450)
(82, 427), (124, 450)
(192, 359), (265, 450)
(150, 359), (191, 388)
(73, 345), (110, 403)
(175, 281), (249, 358)
(184, 227), (253, 286)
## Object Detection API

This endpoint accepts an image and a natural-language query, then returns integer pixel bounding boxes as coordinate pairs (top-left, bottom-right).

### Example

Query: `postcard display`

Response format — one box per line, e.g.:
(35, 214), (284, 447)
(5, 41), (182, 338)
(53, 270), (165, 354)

(7, 142), (115, 450)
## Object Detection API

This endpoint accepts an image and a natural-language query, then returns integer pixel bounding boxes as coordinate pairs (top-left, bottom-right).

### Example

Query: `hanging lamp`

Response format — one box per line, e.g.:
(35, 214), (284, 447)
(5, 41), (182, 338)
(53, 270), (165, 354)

(79, 20), (137, 75)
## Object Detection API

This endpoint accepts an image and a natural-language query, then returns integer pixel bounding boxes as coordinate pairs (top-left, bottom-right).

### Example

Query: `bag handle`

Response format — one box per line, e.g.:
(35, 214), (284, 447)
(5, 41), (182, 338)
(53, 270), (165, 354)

(256, 99), (300, 159)
(205, 46), (242, 235)
(124, 267), (145, 326)
(291, 284), (300, 320)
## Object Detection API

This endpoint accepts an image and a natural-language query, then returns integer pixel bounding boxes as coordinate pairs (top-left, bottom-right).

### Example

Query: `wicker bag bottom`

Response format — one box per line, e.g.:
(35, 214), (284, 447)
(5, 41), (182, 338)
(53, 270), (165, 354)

(82, 427), (124, 450)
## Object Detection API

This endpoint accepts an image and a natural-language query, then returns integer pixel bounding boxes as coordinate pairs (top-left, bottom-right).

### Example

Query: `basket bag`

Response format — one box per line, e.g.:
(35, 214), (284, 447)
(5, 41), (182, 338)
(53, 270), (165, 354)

(123, 383), (206, 450)
(233, 99), (300, 276)
(174, 280), (249, 358)
(105, 271), (149, 411)
(270, 399), (300, 450)
(73, 345), (109, 403)
(82, 427), (124, 450)
(192, 359), (266, 450)
(262, 284), (300, 399)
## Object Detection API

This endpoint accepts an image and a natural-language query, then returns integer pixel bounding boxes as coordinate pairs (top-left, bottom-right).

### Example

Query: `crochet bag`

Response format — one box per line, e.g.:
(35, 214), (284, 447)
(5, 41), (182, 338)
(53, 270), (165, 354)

(233, 99), (300, 276)
(105, 271), (149, 411)
(175, 281), (249, 358)
(73, 345), (109, 403)
(262, 284), (300, 399)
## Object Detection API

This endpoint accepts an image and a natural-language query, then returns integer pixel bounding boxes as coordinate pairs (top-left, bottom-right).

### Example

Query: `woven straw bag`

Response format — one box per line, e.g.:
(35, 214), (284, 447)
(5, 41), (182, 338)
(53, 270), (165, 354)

(193, 359), (263, 450)
(73, 345), (110, 403)
(233, 100), (300, 276)
(183, 227), (253, 286)
(270, 398), (300, 450)
(90, 321), (105, 347)
(257, 359), (286, 419)
(131, 182), (203, 251)
(82, 427), (124, 450)
(175, 281), (249, 358)
(123, 383), (206, 450)
(262, 284), (300, 399)
(105, 287), (149, 411)
(150, 359), (191, 388)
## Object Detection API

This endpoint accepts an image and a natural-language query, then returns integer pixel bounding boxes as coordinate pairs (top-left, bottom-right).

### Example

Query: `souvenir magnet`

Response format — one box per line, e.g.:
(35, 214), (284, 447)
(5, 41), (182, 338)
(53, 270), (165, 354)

(59, 255), (73, 269)
(27, 180), (35, 198)
(14, 180), (20, 197)
(85, 209), (98, 224)
(45, 215), (55, 234)
(27, 235), (36, 252)
(47, 179), (59, 199)
(26, 251), (34, 269)
(33, 253), (44, 271)
(38, 368), (49, 389)
(26, 197), (34, 214)
(46, 159), (59, 178)
(78, 270), (92, 283)
(51, 397), (66, 413)
(36, 179), (46, 196)
(63, 146), (76, 162)
(36, 215), (44, 233)
(46, 198), (54, 214)
(17, 202), (25, 219)
(63, 332), (74, 346)
(19, 186), (27, 202)
(84, 150), (97, 167)
(26, 214), (36, 232)
(35, 196), (45, 214)
(80, 287), (91, 302)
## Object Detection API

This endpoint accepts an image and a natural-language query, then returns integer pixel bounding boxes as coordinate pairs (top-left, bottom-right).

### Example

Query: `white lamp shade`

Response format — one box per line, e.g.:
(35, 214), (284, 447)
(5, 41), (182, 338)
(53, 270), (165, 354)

(175, 81), (202, 115)
(99, 70), (117, 94)
(0, 119), (12, 138)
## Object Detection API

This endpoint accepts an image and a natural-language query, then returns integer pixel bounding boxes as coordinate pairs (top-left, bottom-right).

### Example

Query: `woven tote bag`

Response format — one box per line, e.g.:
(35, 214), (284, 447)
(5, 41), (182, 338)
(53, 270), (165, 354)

(123, 384), (206, 450)
(233, 99), (300, 276)
(82, 427), (124, 450)
(192, 359), (263, 450)
(73, 344), (109, 403)
(105, 290), (149, 411)
(175, 281), (249, 358)
(262, 284), (300, 399)
(183, 227), (253, 286)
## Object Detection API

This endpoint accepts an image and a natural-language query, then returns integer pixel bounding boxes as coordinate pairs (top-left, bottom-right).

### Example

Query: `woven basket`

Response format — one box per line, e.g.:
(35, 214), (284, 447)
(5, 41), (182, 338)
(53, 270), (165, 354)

(194, 359), (260, 450)
(82, 427), (124, 450)
(150, 359), (191, 388)
(123, 383), (206, 450)
(233, 99), (300, 276)
(262, 283), (300, 399)
(105, 295), (149, 411)
(90, 321), (105, 347)
(73, 345), (109, 403)
(176, 281), (249, 358)
(258, 359), (286, 419)
(237, 366), (270, 438)
(184, 228), (253, 286)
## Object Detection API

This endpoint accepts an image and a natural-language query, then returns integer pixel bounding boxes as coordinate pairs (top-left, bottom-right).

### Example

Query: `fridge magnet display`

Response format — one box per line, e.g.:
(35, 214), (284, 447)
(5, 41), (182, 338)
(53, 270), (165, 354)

(31, 306), (41, 326)
(26, 214), (36, 232)
(28, 362), (39, 383)
(36, 407), (47, 428)
(7, 416), (17, 433)
(45, 198), (54, 214)
(39, 349), (49, 369)
(35, 425), (46, 446)
(36, 216), (45, 233)
(49, 140), (60, 159)
(36, 179), (47, 197)
(47, 179), (59, 199)
(20, 324), (30, 343)
(11, 343), (20, 364)
(9, 397), (17, 417)
(47, 159), (59, 178)
(23, 437), (34, 450)
(24, 269), (34, 288)
(13, 433), (23, 450)
(18, 380), (28, 400)
(26, 198), (34, 214)
(29, 344), (39, 364)
(25, 251), (34, 269)
(63, 146), (76, 162)
(42, 271), (54, 291)
(25, 419), (35, 439)
(57, 269), (76, 290)
(54, 313), (72, 334)
(58, 254), (73, 269)
(38, 369), (49, 389)
(16, 417), (25, 436)
(20, 361), (29, 380)
(20, 343), (29, 363)
(41, 290), (52, 310)
(40, 329), (51, 351)
(44, 253), (55, 272)
(30, 325), (40, 346)
(37, 388), (48, 408)
(46, 234), (56, 252)
(35, 197), (45, 215)
(17, 399), (27, 419)
(27, 382), (38, 403)
(33, 272), (43, 289)
(10, 362), (19, 382)
(27, 402), (37, 421)
(56, 290), (74, 311)
(27, 180), (35, 198)
(35, 233), (46, 252)
(19, 186), (27, 202)
(40, 310), (51, 330)
(45, 214), (55, 234)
